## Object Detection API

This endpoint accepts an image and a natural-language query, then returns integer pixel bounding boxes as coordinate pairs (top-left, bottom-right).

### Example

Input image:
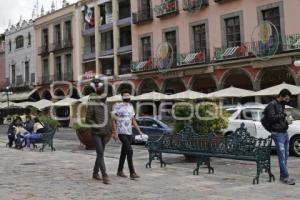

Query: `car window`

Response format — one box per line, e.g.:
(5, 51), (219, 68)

(237, 109), (263, 121)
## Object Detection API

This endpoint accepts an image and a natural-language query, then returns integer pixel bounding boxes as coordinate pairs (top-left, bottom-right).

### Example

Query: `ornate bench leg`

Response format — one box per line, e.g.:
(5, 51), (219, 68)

(194, 156), (214, 175)
(268, 160), (275, 182)
(159, 153), (166, 168)
(205, 158), (214, 174)
(253, 162), (260, 184)
(146, 152), (155, 168)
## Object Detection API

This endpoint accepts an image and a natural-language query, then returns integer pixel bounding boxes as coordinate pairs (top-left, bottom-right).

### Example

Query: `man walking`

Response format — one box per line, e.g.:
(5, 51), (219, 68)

(264, 89), (296, 185)
(86, 86), (112, 184)
(112, 91), (144, 180)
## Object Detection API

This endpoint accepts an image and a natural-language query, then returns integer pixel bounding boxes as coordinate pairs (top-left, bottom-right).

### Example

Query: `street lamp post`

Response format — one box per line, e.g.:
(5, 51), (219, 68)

(2, 86), (13, 117)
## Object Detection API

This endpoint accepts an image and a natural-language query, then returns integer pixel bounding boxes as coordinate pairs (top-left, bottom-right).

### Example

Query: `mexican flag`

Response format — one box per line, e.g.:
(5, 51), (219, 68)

(84, 5), (94, 26)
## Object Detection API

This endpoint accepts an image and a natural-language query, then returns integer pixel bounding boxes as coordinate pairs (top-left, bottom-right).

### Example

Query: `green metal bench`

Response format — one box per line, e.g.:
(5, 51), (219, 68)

(145, 123), (275, 184)
(32, 126), (56, 152)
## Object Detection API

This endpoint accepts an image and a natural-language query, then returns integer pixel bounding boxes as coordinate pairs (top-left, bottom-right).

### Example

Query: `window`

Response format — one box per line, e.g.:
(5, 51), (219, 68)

(119, 0), (131, 19)
(119, 55), (131, 75)
(42, 29), (48, 47)
(16, 35), (24, 49)
(25, 61), (30, 83)
(42, 59), (49, 83)
(262, 7), (281, 39)
(9, 40), (11, 51)
(54, 24), (61, 44)
(28, 32), (31, 46)
(89, 36), (95, 53)
(65, 21), (72, 41)
(101, 59), (114, 76)
(225, 16), (241, 47)
(120, 26), (132, 47)
(100, 2), (113, 25)
(193, 24), (206, 51)
(165, 30), (177, 65)
(141, 36), (151, 61)
(55, 56), (62, 81)
(65, 54), (72, 80)
(101, 31), (113, 50)
(11, 65), (15, 84)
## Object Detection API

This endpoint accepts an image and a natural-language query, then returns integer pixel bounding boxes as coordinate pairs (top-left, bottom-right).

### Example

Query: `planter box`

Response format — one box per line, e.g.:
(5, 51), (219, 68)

(76, 128), (96, 150)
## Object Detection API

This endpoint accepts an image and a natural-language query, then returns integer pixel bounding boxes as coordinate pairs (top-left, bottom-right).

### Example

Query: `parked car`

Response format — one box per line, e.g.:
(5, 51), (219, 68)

(223, 104), (300, 157)
(132, 117), (172, 144)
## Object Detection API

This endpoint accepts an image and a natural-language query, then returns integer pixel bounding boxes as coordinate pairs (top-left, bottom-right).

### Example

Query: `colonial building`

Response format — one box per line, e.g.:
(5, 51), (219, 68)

(34, 3), (80, 100)
(75, 0), (132, 96)
(126, 0), (300, 105)
(2, 20), (38, 101)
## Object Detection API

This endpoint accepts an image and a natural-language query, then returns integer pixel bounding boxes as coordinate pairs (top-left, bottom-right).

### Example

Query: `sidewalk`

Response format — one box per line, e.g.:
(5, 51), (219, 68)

(0, 129), (299, 200)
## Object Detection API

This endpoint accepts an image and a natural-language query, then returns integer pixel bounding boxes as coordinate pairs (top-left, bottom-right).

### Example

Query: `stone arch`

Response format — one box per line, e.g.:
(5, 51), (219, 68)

(117, 82), (135, 95)
(219, 68), (254, 90)
(162, 78), (186, 94)
(189, 74), (218, 93)
(137, 78), (160, 95)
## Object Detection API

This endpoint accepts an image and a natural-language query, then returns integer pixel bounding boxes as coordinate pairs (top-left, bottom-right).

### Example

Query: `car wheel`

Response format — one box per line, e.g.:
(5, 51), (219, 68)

(291, 136), (300, 157)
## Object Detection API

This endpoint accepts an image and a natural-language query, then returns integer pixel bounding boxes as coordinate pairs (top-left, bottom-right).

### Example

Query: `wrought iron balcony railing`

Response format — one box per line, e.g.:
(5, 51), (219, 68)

(132, 9), (153, 24)
(155, 0), (179, 18)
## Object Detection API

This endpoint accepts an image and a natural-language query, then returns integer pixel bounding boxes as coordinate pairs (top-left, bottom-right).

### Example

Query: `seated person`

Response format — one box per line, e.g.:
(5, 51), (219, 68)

(24, 115), (34, 133)
(14, 117), (30, 149)
(24, 117), (46, 149)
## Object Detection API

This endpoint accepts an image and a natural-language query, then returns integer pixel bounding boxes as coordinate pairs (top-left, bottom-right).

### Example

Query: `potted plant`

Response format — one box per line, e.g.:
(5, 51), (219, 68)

(173, 102), (230, 162)
(73, 122), (95, 150)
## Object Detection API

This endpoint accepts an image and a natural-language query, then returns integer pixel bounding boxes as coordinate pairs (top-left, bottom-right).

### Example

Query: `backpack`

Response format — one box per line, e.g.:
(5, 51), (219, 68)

(261, 104), (272, 132)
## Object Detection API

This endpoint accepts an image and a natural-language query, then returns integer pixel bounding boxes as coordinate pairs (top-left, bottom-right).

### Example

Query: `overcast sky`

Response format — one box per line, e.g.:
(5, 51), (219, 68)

(0, 0), (78, 33)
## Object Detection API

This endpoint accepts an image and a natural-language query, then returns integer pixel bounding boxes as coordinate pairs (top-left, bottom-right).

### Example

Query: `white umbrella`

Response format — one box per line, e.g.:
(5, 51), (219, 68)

(0, 101), (21, 108)
(107, 94), (123, 102)
(167, 89), (207, 100)
(206, 86), (255, 98)
(250, 82), (300, 96)
(54, 98), (79, 106)
(132, 91), (169, 101)
(32, 99), (54, 110)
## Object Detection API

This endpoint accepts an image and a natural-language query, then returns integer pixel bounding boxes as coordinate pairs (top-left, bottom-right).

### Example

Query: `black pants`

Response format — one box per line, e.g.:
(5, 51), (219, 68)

(93, 134), (111, 176)
(7, 134), (15, 147)
(118, 134), (135, 174)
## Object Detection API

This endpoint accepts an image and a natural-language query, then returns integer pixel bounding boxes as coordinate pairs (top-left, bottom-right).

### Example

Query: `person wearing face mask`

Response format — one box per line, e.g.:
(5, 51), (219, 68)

(111, 90), (144, 180)
(264, 89), (295, 185)
(86, 84), (112, 185)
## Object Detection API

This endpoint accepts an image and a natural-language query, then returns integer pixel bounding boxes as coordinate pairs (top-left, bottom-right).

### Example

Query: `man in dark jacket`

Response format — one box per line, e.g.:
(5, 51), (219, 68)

(86, 86), (112, 184)
(265, 89), (295, 185)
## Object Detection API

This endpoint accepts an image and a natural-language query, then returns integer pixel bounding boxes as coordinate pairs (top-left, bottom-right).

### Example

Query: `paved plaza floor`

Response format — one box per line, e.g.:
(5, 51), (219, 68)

(0, 126), (299, 200)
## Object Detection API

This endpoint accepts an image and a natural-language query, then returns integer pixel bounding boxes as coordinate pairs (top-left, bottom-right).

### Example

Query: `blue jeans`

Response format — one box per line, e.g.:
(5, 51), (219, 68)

(271, 132), (289, 179)
(25, 133), (43, 148)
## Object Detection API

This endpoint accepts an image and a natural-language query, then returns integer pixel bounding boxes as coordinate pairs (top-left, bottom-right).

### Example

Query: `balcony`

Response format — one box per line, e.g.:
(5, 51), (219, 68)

(63, 38), (73, 49)
(38, 45), (49, 56)
(82, 27), (95, 36)
(132, 9), (153, 24)
(155, 0), (179, 18)
(131, 58), (157, 73)
(183, 0), (209, 11)
(117, 45), (132, 55)
(99, 23), (113, 32)
(99, 49), (114, 57)
(83, 51), (96, 61)
(50, 40), (63, 52)
(177, 50), (208, 66)
(282, 34), (300, 51)
(117, 17), (132, 27)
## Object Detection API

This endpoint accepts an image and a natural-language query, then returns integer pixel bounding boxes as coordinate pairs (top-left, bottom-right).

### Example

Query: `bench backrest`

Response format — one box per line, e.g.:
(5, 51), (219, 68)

(153, 123), (272, 158)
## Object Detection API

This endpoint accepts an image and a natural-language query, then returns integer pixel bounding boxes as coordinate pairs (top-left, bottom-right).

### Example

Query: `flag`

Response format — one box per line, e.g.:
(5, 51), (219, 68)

(84, 5), (94, 26)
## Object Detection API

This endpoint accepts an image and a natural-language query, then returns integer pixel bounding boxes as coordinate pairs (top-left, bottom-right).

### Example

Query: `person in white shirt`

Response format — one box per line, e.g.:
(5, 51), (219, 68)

(112, 91), (144, 180)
